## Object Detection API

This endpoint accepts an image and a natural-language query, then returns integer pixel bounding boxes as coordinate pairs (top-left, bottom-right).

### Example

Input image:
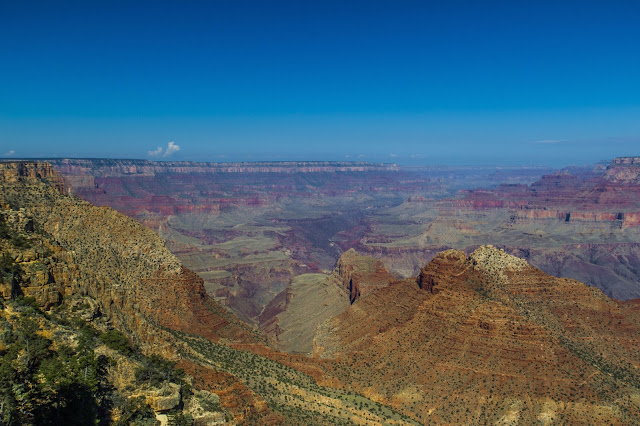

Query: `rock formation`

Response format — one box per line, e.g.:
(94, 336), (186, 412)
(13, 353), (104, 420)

(42, 157), (555, 326)
(331, 248), (397, 304)
(45, 158), (444, 324)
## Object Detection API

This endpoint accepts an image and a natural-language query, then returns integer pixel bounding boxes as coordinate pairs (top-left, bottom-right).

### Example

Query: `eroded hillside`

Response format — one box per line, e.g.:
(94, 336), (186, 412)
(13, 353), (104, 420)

(4, 161), (640, 424)
(308, 246), (640, 423)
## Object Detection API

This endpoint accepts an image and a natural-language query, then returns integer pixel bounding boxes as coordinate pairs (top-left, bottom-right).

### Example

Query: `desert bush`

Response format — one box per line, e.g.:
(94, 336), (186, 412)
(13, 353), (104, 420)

(99, 329), (134, 355)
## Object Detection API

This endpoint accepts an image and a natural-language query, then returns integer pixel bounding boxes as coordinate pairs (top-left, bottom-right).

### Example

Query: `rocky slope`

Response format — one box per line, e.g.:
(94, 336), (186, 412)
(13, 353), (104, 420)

(311, 246), (640, 424)
(257, 273), (348, 355)
(257, 249), (395, 354)
(0, 296), (232, 425)
(0, 162), (256, 349)
(0, 161), (277, 423)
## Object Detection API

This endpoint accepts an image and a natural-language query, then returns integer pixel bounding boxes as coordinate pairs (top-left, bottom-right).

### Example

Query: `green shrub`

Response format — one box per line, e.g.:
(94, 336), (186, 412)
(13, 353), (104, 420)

(135, 355), (185, 387)
(0, 253), (16, 275)
(115, 396), (158, 426)
(0, 215), (10, 239)
(99, 329), (134, 355)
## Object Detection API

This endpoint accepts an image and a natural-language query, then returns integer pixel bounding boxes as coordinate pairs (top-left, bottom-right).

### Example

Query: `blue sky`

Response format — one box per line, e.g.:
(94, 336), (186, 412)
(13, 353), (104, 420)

(1, 0), (639, 165)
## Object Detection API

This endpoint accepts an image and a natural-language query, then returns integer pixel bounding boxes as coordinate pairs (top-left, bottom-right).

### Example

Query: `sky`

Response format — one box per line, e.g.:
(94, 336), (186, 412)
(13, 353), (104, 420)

(1, 0), (639, 166)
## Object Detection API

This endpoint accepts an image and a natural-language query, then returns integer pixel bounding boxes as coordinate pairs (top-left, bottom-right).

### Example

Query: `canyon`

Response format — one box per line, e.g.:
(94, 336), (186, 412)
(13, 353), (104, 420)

(43, 157), (640, 327)
(356, 157), (640, 300)
(0, 162), (414, 424)
(47, 158), (557, 324)
(2, 161), (640, 424)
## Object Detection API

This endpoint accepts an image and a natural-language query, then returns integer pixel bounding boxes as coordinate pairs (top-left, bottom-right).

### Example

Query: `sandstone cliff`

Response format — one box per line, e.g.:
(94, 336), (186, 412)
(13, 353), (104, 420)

(331, 248), (397, 304)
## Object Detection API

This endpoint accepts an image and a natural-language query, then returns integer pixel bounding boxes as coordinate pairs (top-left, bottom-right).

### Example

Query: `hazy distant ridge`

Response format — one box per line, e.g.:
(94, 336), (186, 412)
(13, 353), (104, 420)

(31, 158), (399, 176)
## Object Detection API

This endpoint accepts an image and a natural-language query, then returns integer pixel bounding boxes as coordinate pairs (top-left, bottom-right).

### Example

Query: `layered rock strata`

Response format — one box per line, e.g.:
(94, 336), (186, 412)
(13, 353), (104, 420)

(312, 246), (640, 424)
(358, 157), (640, 299)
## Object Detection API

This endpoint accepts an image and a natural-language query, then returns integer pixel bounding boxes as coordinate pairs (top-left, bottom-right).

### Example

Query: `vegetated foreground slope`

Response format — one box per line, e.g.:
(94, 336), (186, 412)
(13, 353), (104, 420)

(308, 246), (640, 424)
(357, 157), (640, 300)
(0, 162), (416, 425)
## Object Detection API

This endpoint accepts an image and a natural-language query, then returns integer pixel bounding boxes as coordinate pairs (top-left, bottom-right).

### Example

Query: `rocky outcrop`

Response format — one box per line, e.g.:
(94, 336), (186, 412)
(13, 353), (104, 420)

(0, 161), (65, 193)
(611, 156), (640, 165)
(332, 249), (396, 303)
(133, 382), (182, 412)
(184, 390), (226, 425)
(606, 156), (640, 182)
(417, 249), (469, 293)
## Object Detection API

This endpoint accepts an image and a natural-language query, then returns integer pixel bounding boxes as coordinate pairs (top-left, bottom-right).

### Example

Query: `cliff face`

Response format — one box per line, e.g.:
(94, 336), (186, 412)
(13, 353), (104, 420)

(606, 156), (640, 182)
(331, 248), (396, 304)
(0, 161), (65, 192)
(0, 162), (254, 348)
(49, 158), (399, 179)
(313, 245), (640, 424)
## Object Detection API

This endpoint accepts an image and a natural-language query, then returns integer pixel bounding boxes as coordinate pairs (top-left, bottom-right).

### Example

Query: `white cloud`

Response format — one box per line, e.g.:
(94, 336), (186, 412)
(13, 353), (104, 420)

(533, 139), (565, 144)
(147, 141), (181, 158)
(164, 141), (180, 157)
(2, 150), (15, 157)
(389, 153), (398, 157)
(147, 146), (163, 157)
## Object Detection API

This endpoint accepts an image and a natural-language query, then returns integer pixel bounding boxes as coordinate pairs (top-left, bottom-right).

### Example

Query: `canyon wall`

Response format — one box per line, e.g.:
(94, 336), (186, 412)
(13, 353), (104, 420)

(357, 157), (640, 299)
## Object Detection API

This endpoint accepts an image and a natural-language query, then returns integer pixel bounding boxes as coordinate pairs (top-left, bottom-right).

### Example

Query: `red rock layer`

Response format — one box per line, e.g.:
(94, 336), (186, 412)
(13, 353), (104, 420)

(332, 249), (397, 303)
